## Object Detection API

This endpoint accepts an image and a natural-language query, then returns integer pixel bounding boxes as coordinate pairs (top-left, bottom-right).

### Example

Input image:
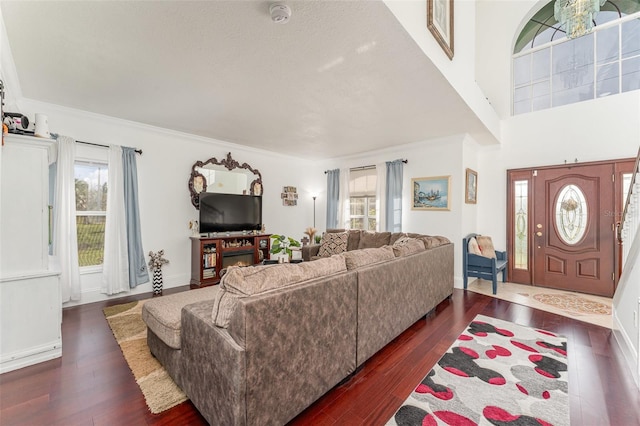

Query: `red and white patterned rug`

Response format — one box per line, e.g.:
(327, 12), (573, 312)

(387, 315), (568, 426)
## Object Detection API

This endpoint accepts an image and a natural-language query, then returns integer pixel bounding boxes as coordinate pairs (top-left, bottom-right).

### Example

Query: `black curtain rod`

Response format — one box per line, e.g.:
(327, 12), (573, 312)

(324, 159), (407, 174)
(77, 140), (143, 155)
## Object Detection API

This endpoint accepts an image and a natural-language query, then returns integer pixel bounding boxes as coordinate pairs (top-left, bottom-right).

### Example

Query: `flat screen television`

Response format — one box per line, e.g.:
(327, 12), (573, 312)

(199, 192), (262, 233)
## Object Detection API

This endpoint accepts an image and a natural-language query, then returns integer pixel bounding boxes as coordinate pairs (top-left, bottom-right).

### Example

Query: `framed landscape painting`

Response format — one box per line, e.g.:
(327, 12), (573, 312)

(412, 176), (451, 211)
(465, 168), (477, 204)
(427, 0), (454, 59)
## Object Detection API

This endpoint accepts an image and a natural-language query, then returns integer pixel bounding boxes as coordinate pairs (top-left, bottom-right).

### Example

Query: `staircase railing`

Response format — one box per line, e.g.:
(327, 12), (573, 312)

(617, 146), (640, 268)
(613, 147), (640, 389)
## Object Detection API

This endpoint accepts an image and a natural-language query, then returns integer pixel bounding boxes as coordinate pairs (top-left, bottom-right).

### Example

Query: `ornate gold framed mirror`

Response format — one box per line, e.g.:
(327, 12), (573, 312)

(188, 152), (263, 209)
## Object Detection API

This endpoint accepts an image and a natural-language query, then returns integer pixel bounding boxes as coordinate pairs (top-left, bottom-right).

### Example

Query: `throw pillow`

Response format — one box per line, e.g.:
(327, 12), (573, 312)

(476, 235), (497, 259)
(468, 237), (482, 255)
(318, 231), (348, 257)
(358, 231), (391, 249)
(326, 229), (360, 251)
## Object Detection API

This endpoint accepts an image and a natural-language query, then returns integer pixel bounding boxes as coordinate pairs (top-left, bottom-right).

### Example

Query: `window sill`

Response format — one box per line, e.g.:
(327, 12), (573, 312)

(79, 265), (103, 275)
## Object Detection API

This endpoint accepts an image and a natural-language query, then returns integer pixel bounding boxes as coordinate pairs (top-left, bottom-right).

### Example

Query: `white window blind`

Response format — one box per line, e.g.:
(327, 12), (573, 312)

(349, 168), (377, 197)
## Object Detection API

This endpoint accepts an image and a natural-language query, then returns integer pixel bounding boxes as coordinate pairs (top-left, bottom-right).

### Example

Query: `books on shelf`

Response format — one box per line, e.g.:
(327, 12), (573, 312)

(202, 252), (216, 269)
(202, 268), (216, 279)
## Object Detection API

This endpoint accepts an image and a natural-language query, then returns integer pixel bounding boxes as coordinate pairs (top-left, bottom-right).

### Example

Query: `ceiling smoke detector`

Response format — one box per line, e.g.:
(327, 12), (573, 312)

(269, 3), (291, 24)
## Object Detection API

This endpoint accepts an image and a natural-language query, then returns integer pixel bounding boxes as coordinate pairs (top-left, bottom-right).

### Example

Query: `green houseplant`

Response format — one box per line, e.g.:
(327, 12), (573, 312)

(270, 234), (301, 259)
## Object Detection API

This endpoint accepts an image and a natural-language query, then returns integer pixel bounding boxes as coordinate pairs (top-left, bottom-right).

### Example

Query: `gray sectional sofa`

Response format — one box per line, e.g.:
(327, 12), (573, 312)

(142, 231), (453, 425)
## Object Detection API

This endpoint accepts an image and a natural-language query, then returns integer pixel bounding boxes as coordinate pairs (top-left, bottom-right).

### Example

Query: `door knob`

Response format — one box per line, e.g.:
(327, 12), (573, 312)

(536, 224), (542, 229)
(536, 231), (542, 236)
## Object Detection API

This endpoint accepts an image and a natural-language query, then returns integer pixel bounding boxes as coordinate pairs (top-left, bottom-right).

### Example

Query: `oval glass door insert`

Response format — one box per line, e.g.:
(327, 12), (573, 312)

(555, 184), (588, 244)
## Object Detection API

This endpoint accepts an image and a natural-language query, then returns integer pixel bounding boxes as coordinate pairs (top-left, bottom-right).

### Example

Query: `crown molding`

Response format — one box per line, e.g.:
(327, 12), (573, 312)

(17, 97), (310, 162)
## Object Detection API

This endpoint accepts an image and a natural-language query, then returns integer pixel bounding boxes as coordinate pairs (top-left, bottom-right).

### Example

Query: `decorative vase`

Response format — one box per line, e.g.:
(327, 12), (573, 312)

(152, 268), (163, 295)
(277, 252), (289, 263)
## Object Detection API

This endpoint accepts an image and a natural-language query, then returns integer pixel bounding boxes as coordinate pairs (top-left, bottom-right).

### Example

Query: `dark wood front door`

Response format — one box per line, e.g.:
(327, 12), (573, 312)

(507, 158), (634, 298)
(533, 163), (615, 297)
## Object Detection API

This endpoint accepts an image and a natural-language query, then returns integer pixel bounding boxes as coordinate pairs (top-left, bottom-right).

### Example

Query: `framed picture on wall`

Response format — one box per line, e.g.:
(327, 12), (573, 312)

(427, 0), (454, 60)
(465, 168), (477, 204)
(411, 176), (451, 211)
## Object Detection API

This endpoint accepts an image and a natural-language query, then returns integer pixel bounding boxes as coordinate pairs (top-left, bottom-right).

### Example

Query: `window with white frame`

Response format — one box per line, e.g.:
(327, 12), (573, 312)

(513, 2), (640, 115)
(349, 167), (377, 231)
(74, 161), (108, 268)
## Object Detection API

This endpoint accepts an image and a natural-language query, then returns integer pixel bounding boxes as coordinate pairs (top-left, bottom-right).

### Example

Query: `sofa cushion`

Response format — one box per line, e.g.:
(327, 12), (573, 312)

(212, 256), (347, 327)
(389, 232), (408, 245)
(476, 235), (497, 259)
(392, 237), (426, 257)
(358, 231), (391, 249)
(224, 257), (347, 295)
(433, 235), (451, 245)
(142, 286), (219, 349)
(420, 237), (436, 249)
(406, 233), (433, 249)
(318, 231), (348, 257)
(408, 234), (450, 249)
(346, 230), (361, 251)
(342, 246), (395, 270)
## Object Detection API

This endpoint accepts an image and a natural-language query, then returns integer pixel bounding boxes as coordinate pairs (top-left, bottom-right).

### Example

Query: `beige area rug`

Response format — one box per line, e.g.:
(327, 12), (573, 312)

(103, 301), (187, 414)
(466, 280), (612, 328)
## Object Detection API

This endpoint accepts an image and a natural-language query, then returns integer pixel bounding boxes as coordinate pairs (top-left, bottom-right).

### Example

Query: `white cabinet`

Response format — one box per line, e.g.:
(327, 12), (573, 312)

(0, 272), (62, 372)
(0, 134), (61, 373)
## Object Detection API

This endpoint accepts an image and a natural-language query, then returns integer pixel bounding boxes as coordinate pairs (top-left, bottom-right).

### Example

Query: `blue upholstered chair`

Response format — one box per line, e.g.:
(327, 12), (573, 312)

(463, 233), (507, 295)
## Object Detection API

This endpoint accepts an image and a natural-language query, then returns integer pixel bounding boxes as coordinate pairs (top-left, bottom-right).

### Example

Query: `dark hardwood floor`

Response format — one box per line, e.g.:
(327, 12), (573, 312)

(1, 288), (638, 425)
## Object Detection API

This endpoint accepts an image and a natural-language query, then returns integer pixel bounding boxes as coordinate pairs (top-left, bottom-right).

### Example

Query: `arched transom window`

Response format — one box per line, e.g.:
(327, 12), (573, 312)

(513, 0), (640, 115)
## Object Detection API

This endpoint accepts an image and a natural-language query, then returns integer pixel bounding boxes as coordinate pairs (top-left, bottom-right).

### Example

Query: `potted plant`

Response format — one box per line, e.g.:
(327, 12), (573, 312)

(270, 234), (301, 262)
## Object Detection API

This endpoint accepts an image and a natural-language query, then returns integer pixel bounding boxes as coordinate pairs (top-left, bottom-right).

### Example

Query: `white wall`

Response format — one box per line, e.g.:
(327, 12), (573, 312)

(384, 0), (501, 142)
(16, 99), (325, 306)
(331, 134), (481, 288)
(0, 5), (20, 111)
(475, 0), (546, 119)
(461, 134), (479, 236)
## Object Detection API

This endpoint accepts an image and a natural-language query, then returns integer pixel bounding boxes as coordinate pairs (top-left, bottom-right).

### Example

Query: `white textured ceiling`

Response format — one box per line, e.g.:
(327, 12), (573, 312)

(1, 0), (489, 159)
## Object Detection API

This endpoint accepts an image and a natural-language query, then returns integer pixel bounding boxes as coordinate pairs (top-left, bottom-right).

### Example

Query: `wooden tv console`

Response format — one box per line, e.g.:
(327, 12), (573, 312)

(190, 233), (271, 288)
